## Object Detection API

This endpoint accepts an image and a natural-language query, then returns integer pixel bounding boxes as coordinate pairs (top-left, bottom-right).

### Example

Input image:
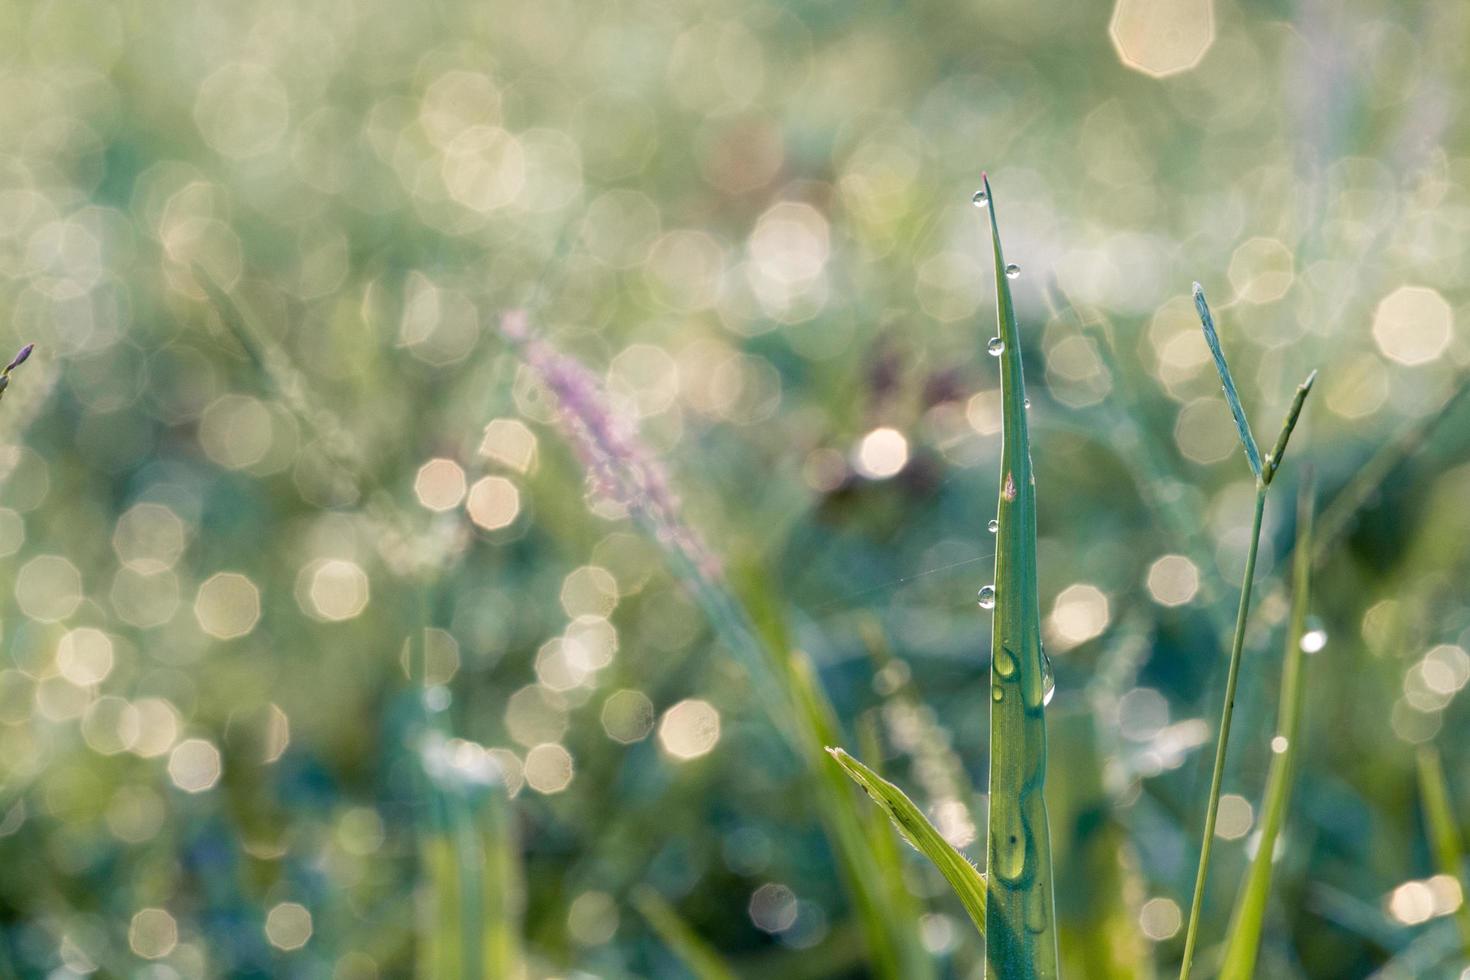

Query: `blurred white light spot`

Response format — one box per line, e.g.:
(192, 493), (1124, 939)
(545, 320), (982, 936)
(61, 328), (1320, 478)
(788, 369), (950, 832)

(567, 890), (619, 946)
(1049, 583), (1111, 648)
(129, 908), (178, 959)
(56, 628), (114, 686)
(195, 62), (290, 159)
(852, 427), (909, 480)
(658, 698), (721, 760)
(466, 476), (521, 530)
(113, 503), (187, 573)
(16, 554), (82, 622)
(560, 565), (619, 618)
(749, 883), (798, 933)
(265, 902), (313, 951)
(1373, 286), (1452, 366)
(478, 419), (537, 472)
(1146, 554), (1200, 607)
(194, 572), (261, 639)
(1215, 793), (1253, 840)
(414, 458), (467, 512)
(524, 742), (574, 793)
(1387, 880), (1436, 925)
(306, 559), (370, 621)
(601, 689), (655, 744)
(1228, 237), (1294, 305)
(1139, 896), (1182, 940)
(1271, 735), (1289, 754)
(167, 738), (222, 793)
(1110, 0), (1215, 78)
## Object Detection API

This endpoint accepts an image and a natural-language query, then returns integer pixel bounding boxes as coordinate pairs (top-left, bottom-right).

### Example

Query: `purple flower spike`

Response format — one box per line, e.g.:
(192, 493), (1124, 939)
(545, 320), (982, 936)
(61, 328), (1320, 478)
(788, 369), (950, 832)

(501, 312), (722, 584)
(5, 343), (33, 373)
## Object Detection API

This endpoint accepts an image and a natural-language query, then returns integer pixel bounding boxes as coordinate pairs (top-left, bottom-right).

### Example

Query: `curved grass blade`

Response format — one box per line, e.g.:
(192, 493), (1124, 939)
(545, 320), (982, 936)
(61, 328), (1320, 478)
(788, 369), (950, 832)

(1193, 284), (1261, 479)
(633, 886), (739, 980)
(1218, 471), (1316, 980)
(980, 174), (1059, 979)
(827, 748), (987, 934)
(1416, 746), (1470, 960)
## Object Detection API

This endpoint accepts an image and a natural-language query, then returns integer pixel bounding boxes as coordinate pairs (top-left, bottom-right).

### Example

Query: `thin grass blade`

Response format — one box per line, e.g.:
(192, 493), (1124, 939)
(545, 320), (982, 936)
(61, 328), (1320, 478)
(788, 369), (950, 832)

(1416, 746), (1470, 960)
(1218, 472), (1316, 979)
(981, 174), (1059, 979)
(827, 748), (987, 934)
(1193, 283), (1262, 479)
(633, 886), (740, 980)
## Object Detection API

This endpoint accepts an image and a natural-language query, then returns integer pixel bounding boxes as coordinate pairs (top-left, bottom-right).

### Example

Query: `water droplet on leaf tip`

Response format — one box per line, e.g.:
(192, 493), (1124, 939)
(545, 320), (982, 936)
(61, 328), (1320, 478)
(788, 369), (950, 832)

(1005, 263), (1021, 279)
(971, 189), (989, 208)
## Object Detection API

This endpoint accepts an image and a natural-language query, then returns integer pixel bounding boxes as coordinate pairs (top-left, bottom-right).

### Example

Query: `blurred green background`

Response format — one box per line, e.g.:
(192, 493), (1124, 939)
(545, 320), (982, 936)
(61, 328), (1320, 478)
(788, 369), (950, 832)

(2, 0), (1470, 976)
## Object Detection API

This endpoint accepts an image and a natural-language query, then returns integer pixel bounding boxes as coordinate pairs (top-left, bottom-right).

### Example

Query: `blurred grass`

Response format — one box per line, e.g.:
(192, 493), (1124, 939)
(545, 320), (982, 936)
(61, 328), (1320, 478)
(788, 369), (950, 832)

(2, 0), (1470, 977)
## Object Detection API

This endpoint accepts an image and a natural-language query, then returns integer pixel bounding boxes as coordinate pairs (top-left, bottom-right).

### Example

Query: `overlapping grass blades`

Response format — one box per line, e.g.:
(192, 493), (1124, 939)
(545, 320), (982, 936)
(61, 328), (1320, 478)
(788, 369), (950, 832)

(1178, 285), (1316, 979)
(1218, 473), (1315, 980)
(633, 885), (739, 980)
(980, 174), (1059, 979)
(827, 748), (988, 933)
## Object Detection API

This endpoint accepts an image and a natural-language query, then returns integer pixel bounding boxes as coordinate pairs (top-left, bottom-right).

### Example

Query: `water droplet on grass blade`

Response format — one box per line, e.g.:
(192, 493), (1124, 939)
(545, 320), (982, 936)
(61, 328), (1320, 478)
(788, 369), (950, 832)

(994, 645), (1017, 678)
(1040, 651), (1055, 706)
(988, 337), (1004, 356)
(971, 189), (989, 208)
(1005, 263), (1021, 279)
(977, 585), (996, 609)
(992, 684), (1004, 702)
(1300, 618), (1327, 654)
(988, 519), (998, 533)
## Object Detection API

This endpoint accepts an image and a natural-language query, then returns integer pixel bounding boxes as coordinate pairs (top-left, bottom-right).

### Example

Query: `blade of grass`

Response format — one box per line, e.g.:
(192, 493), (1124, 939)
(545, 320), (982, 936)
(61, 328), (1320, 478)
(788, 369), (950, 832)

(1416, 745), (1470, 960)
(1178, 285), (1315, 980)
(980, 173), (1059, 979)
(827, 747), (988, 934)
(1193, 284), (1261, 479)
(1218, 470), (1316, 980)
(633, 886), (740, 980)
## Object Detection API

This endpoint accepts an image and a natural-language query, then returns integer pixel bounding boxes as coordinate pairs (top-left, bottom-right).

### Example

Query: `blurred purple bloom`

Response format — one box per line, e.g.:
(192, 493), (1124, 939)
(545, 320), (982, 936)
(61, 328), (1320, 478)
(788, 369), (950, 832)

(501, 311), (721, 582)
(4, 344), (33, 374)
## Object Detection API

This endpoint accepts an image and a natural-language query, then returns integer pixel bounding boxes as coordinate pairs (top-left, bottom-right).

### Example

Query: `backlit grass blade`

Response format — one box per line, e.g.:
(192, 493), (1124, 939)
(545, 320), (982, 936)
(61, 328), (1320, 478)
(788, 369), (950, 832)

(633, 886), (739, 980)
(1218, 472), (1316, 980)
(1416, 746), (1470, 960)
(1178, 290), (1316, 979)
(1192, 284), (1261, 479)
(980, 173), (1059, 979)
(827, 747), (987, 934)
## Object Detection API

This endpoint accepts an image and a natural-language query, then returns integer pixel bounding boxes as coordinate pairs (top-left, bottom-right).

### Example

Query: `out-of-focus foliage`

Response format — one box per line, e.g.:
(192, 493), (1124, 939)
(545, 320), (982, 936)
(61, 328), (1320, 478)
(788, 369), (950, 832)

(1, 0), (1469, 977)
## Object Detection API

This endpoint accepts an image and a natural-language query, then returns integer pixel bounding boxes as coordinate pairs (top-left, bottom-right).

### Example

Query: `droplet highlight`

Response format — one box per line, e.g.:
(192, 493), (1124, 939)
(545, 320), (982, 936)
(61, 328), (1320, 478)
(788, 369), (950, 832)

(988, 519), (999, 534)
(1040, 651), (1056, 707)
(1005, 263), (1021, 280)
(988, 337), (1004, 357)
(971, 189), (989, 208)
(977, 585), (996, 609)
(1299, 617), (1327, 654)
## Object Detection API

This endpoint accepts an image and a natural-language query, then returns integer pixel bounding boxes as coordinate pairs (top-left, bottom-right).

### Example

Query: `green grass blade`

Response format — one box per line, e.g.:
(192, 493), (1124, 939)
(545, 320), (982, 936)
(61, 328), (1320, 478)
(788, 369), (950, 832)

(1193, 283), (1262, 479)
(633, 886), (740, 980)
(980, 173), (1059, 979)
(1416, 746), (1470, 960)
(827, 748), (987, 935)
(1218, 472), (1316, 980)
(1178, 295), (1316, 980)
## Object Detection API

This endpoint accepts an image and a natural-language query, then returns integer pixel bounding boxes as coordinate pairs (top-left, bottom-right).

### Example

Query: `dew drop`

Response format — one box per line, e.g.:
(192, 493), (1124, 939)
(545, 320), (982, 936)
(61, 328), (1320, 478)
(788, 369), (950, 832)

(1005, 263), (1021, 280)
(987, 519), (999, 533)
(1299, 618), (1327, 654)
(993, 645), (1017, 678)
(1271, 735), (1289, 754)
(988, 337), (1004, 357)
(977, 585), (996, 609)
(1040, 651), (1056, 707)
(992, 684), (1004, 702)
(1023, 397), (1031, 409)
(971, 189), (989, 208)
